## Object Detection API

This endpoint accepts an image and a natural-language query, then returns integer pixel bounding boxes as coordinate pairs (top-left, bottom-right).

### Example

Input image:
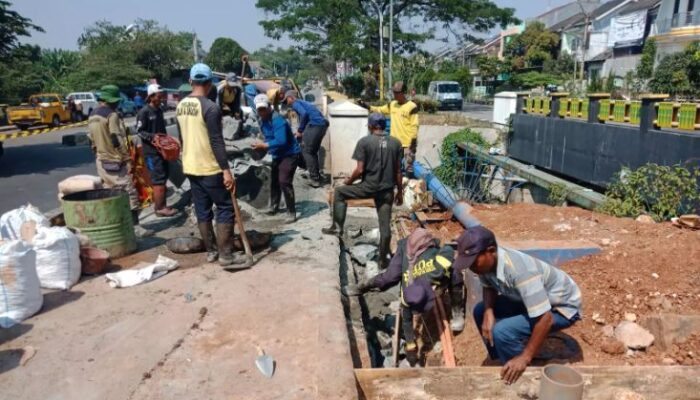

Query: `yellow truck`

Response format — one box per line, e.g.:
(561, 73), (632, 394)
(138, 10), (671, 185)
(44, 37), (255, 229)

(7, 93), (71, 131)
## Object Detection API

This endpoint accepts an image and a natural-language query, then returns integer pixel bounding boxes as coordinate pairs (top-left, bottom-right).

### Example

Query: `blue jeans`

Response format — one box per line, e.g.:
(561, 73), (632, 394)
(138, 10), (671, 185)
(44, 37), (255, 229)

(473, 296), (579, 364)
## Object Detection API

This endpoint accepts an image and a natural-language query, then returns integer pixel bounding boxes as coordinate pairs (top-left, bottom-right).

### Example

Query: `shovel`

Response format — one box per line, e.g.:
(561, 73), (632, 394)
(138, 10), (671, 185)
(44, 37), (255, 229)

(255, 346), (275, 378)
(229, 185), (255, 268)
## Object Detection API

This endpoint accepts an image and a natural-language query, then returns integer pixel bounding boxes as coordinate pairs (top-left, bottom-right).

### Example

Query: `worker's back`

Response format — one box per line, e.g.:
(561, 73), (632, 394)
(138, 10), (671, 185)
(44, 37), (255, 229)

(353, 134), (402, 191)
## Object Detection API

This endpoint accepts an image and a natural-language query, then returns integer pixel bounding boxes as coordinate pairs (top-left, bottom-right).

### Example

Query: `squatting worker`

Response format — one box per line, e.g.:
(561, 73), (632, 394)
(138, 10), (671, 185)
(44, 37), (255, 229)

(322, 113), (403, 269)
(365, 81), (419, 178)
(176, 63), (246, 269)
(251, 94), (301, 224)
(136, 83), (177, 217)
(455, 226), (582, 385)
(88, 84), (152, 238)
(217, 73), (242, 118)
(284, 90), (329, 188)
(343, 228), (458, 366)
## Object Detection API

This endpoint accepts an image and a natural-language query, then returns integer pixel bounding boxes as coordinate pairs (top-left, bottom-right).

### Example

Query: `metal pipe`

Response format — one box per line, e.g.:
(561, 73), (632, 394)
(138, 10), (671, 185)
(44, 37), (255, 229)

(369, 0), (384, 101)
(389, 0), (393, 91)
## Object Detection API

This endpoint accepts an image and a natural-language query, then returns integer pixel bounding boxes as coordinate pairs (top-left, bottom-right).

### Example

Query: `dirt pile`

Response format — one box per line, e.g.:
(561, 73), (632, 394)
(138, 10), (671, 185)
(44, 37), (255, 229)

(442, 203), (700, 366)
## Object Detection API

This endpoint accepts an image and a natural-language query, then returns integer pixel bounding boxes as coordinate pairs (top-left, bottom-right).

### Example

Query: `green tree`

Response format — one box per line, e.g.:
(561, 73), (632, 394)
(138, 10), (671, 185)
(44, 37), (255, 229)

(205, 37), (249, 75)
(504, 22), (560, 71)
(252, 45), (315, 78)
(543, 51), (574, 77)
(0, 0), (44, 61)
(509, 71), (562, 89)
(40, 49), (83, 93)
(256, 0), (516, 66)
(605, 69), (616, 93)
(0, 45), (44, 104)
(650, 53), (691, 96)
(637, 38), (656, 80)
(476, 55), (502, 82)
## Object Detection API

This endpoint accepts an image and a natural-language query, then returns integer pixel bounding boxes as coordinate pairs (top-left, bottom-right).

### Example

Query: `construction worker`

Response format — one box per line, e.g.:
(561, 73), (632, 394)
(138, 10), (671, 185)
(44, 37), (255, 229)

(360, 81), (419, 178)
(251, 93), (301, 224)
(455, 226), (582, 385)
(343, 228), (457, 367)
(136, 83), (178, 217)
(284, 90), (329, 188)
(177, 63), (246, 269)
(322, 113), (403, 268)
(88, 84), (152, 238)
(217, 73), (242, 118)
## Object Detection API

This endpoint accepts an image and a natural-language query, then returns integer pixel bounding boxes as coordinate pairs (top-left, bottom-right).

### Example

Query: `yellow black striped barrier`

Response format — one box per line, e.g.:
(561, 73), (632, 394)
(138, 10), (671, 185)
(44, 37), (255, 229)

(0, 121), (89, 142)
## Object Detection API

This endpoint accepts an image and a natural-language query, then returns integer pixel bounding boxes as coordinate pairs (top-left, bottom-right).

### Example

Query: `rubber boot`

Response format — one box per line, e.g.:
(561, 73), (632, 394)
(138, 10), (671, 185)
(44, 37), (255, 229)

(450, 285), (466, 333)
(321, 201), (346, 236)
(216, 223), (247, 269)
(153, 185), (177, 217)
(198, 221), (218, 263)
(132, 210), (154, 238)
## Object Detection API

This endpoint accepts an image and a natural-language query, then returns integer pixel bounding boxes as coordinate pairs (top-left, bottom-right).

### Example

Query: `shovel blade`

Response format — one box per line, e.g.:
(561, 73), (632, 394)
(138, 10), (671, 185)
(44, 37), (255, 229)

(255, 355), (274, 378)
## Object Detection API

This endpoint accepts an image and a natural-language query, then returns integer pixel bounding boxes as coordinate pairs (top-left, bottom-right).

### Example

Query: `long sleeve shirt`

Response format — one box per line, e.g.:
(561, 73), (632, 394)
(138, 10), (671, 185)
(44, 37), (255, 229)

(260, 113), (301, 160)
(291, 99), (327, 133)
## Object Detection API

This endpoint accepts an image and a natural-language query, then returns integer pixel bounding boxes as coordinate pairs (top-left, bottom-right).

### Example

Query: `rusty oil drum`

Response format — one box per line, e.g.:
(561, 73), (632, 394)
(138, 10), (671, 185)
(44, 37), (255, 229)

(62, 189), (137, 258)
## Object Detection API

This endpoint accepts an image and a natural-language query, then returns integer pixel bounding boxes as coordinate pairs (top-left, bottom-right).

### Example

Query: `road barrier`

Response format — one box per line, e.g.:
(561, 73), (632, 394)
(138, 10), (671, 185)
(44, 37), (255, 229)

(0, 121), (89, 142)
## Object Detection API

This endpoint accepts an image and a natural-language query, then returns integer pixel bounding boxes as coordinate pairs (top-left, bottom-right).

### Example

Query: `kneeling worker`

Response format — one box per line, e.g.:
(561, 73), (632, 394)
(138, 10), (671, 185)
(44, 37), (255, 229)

(344, 228), (460, 366)
(455, 226), (582, 384)
(322, 113), (403, 268)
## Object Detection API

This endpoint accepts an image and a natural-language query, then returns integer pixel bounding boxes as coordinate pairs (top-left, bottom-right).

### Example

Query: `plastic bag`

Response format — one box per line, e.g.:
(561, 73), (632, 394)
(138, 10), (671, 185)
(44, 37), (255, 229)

(33, 227), (81, 290)
(0, 241), (42, 328)
(57, 175), (102, 200)
(0, 204), (50, 241)
(105, 255), (179, 288)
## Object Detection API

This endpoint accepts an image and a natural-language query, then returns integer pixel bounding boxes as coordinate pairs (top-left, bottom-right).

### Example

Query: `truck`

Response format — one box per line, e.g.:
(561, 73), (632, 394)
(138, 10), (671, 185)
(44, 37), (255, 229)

(7, 93), (72, 131)
(66, 92), (99, 120)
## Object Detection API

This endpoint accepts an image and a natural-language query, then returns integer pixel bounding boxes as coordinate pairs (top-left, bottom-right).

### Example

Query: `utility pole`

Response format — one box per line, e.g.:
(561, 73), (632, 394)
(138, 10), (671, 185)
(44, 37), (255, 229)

(581, 14), (590, 82)
(193, 32), (199, 62)
(370, 0), (384, 101)
(388, 0), (393, 92)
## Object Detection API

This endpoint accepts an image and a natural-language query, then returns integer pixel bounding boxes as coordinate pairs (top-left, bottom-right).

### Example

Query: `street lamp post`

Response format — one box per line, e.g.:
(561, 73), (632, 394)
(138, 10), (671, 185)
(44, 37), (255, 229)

(388, 0), (393, 93)
(369, 0), (384, 101)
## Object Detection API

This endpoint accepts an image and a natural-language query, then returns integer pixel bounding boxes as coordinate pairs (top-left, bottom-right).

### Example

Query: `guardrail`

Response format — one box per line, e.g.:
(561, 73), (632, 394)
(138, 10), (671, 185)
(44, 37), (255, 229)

(522, 94), (700, 132)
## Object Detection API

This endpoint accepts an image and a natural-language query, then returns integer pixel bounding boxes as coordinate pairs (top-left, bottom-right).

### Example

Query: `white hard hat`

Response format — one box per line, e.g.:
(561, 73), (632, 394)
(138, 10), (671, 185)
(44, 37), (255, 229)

(254, 93), (270, 110)
(147, 83), (162, 97)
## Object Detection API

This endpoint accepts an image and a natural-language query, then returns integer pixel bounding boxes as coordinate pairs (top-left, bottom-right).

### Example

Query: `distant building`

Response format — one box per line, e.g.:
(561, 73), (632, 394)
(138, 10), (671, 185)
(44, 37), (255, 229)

(529, 0), (601, 28)
(653, 0), (700, 59)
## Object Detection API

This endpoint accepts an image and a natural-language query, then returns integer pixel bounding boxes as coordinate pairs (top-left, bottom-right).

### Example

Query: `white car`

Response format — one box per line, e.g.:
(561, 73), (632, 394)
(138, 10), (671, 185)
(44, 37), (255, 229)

(427, 81), (463, 110)
(66, 92), (99, 119)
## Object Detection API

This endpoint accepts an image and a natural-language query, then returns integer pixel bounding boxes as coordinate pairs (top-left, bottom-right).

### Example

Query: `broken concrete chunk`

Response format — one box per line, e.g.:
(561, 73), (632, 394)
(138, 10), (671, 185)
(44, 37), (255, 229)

(615, 321), (655, 350)
(600, 338), (627, 355)
(364, 261), (380, 280)
(553, 223), (572, 232)
(624, 313), (637, 322)
(601, 324), (615, 337)
(641, 314), (700, 351)
(592, 312), (606, 325)
(350, 244), (378, 265)
(635, 215), (655, 224)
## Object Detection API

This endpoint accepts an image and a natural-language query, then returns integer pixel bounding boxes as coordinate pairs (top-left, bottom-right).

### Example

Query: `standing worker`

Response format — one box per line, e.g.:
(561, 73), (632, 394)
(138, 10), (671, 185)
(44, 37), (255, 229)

(177, 63), (245, 269)
(322, 113), (403, 269)
(88, 84), (152, 238)
(251, 94), (301, 224)
(361, 81), (419, 178)
(136, 83), (178, 217)
(456, 226), (582, 385)
(284, 90), (329, 188)
(217, 73), (242, 118)
(343, 228), (457, 366)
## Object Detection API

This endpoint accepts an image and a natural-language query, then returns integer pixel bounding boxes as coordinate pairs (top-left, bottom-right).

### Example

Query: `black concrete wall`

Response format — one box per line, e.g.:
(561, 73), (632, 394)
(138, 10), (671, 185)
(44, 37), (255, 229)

(509, 114), (700, 188)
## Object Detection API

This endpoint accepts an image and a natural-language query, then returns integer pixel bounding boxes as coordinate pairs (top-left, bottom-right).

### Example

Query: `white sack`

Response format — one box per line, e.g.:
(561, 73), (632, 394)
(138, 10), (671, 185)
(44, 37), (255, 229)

(0, 241), (42, 328)
(105, 255), (179, 288)
(58, 175), (102, 199)
(33, 227), (81, 290)
(0, 204), (50, 240)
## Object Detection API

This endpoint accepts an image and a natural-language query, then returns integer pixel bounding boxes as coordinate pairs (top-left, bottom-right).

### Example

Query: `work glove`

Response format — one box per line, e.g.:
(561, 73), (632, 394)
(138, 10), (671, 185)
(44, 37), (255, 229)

(405, 341), (418, 366)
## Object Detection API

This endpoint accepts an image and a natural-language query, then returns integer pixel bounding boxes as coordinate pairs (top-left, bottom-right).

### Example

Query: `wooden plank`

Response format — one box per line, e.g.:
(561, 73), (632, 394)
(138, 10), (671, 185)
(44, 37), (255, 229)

(355, 366), (700, 400)
(348, 198), (377, 208)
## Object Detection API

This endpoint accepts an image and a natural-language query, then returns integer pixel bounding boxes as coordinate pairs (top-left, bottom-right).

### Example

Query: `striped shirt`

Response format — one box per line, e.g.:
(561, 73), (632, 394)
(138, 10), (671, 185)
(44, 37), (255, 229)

(479, 246), (582, 320)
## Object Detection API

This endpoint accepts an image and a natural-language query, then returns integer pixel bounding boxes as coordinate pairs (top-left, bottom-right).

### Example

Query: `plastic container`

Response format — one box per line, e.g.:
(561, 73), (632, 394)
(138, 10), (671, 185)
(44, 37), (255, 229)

(539, 364), (584, 400)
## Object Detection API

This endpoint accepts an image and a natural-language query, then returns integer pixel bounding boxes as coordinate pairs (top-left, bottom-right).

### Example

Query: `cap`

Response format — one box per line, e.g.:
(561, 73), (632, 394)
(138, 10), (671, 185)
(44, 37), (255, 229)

(254, 93), (270, 109)
(392, 81), (406, 93)
(99, 85), (121, 104)
(147, 83), (162, 98)
(225, 73), (239, 85)
(368, 113), (386, 130)
(454, 225), (497, 271)
(190, 63), (213, 82)
(402, 280), (435, 313)
(284, 90), (298, 100)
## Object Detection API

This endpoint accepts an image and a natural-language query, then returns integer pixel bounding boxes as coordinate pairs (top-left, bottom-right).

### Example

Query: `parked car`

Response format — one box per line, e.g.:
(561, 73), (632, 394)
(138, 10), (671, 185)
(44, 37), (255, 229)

(7, 93), (71, 130)
(66, 92), (99, 120)
(117, 93), (137, 117)
(427, 81), (463, 110)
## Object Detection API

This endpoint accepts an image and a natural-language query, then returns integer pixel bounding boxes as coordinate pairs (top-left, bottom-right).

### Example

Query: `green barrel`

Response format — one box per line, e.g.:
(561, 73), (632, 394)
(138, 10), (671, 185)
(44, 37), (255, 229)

(62, 189), (137, 258)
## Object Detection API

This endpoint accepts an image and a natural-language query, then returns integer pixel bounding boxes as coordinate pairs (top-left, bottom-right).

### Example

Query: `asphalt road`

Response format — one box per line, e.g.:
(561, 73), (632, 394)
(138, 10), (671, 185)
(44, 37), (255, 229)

(0, 114), (176, 215)
(456, 102), (493, 121)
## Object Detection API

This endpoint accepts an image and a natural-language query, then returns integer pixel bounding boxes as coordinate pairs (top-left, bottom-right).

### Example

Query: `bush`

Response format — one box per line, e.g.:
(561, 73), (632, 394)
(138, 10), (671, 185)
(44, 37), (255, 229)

(412, 95), (438, 113)
(341, 74), (364, 98)
(434, 129), (490, 190)
(547, 183), (569, 206)
(599, 164), (700, 221)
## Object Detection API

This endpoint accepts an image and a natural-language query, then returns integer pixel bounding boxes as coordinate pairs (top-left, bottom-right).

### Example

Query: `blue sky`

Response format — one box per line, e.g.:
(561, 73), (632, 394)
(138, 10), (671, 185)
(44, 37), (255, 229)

(13, 0), (572, 52)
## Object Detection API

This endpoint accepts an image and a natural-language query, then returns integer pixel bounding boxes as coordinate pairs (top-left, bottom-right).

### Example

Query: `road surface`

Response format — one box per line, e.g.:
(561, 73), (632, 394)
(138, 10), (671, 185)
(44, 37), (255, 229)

(0, 113), (174, 215)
